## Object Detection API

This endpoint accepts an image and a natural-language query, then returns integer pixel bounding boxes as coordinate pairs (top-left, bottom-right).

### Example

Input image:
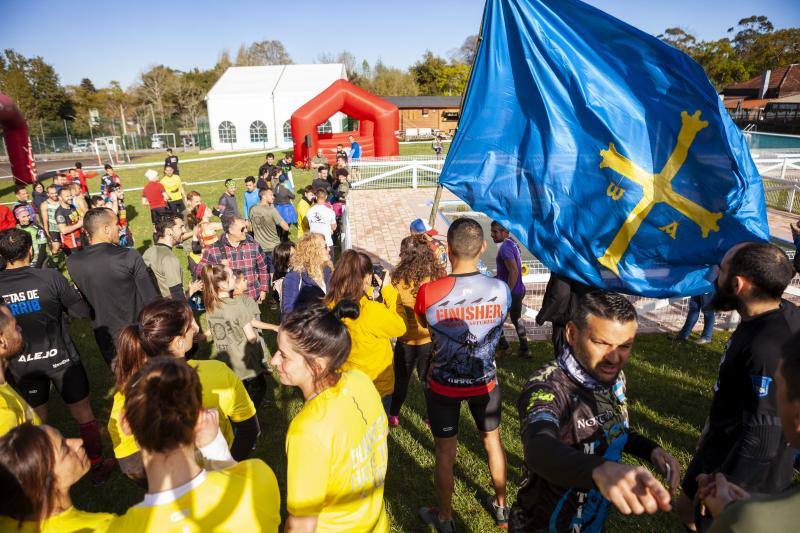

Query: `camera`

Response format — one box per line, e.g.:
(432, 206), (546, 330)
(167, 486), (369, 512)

(371, 265), (386, 287)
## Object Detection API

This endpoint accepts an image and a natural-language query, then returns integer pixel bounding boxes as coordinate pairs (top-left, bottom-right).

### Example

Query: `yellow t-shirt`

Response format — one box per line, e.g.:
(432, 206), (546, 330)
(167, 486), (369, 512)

(0, 382), (40, 437)
(160, 174), (184, 202)
(339, 284), (407, 397)
(108, 359), (256, 459)
(0, 507), (114, 533)
(394, 279), (432, 345)
(98, 460), (280, 533)
(286, 370), (389, 533)
(296, 199), (311, 238)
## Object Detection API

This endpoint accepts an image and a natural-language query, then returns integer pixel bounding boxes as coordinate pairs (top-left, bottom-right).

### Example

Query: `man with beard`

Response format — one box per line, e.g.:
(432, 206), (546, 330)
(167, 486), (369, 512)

(511, 291), (678, 532)
(676, 242), (799, 531)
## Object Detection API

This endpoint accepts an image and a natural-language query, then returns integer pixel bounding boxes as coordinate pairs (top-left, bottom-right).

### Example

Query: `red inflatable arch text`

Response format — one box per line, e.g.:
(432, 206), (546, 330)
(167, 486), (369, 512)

(291, 79), (399, 165)
(0, 91), (37, 184)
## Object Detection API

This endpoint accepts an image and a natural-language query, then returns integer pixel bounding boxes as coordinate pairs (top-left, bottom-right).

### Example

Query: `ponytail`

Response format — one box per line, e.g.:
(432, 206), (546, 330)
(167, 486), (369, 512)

(280, 301), (359, 388)
(114, 299), (195, 391)
(200, 263), (228, 313)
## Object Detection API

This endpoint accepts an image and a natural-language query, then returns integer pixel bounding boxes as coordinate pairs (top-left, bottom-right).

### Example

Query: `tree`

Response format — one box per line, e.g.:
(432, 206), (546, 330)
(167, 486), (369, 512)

(411, 51), (470, 96)
(137, 65), (177, 131)
(79, 78), (97, 93)
(451, 34), (480, 64)
(371, 61), (419, 96)
(172, 74), (205, 129)
(692, 39), (749, 89)
(658, 28), (698, 54)
(246, 40), (292, 65)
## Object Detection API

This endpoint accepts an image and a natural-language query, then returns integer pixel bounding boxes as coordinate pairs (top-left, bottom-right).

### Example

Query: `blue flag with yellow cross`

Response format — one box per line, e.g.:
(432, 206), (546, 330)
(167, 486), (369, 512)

(439, 0), (769, 297)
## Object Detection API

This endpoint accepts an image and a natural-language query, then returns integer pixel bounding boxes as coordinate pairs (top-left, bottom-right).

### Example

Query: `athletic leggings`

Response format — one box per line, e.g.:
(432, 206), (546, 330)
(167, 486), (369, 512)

(389, 341), (433, 417)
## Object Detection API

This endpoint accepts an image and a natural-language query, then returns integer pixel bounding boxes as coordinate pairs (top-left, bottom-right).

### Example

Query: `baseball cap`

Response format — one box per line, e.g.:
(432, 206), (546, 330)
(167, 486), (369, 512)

(410, 218), (438, 236)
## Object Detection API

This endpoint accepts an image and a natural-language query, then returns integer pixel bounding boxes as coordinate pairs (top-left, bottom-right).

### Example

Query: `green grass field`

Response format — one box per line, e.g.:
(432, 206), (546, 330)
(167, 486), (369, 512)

(19, 142), (718, 532)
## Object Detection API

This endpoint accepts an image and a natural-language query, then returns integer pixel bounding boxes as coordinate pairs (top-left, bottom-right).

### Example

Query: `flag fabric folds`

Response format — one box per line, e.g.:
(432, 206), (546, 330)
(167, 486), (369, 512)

(439, 0), (769, 297)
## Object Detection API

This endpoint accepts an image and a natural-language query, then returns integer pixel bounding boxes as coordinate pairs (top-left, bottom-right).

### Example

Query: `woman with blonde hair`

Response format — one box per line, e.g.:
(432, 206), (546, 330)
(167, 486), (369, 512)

(281, 232), (332, 316)
(388, 234), (447, 427)
(324, 250), (406, 411)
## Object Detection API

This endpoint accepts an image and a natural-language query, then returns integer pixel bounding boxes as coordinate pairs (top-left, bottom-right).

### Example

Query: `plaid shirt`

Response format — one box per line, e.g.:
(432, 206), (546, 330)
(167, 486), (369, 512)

(195, 234), (268, 299)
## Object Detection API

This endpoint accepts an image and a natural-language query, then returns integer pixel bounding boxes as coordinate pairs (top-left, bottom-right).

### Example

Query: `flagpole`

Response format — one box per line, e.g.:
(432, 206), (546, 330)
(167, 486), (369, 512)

(428, 1), (488, 229)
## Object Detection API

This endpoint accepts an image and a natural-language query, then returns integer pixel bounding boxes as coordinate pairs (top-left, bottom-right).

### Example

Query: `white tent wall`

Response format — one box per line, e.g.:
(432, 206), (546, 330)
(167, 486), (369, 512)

(206, 64), (348, 151)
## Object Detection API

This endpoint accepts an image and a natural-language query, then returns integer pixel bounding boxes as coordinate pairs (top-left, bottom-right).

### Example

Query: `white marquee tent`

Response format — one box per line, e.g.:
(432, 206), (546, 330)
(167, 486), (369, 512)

(206, 64), (348, 151)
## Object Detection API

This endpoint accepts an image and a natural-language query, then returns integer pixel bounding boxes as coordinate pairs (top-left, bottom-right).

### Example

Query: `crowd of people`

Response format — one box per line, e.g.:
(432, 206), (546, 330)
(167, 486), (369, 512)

(0, 147), (797, 533)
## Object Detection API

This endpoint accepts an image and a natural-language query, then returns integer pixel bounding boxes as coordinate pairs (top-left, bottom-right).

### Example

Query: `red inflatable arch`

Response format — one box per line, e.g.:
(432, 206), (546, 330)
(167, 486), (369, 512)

(0, 91), (37, 184)
(291, 79), (399, 165)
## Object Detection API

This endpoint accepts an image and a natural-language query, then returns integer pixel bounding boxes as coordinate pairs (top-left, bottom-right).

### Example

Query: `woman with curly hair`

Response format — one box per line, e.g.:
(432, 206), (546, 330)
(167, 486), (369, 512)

(281, 233), (332, 316)
(186, 203), (222, 279)
(388, 234), (447, 426)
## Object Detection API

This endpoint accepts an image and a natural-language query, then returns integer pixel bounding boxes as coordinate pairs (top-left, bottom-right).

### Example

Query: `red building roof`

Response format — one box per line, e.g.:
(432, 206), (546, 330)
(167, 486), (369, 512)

(723, 64), (800, 99)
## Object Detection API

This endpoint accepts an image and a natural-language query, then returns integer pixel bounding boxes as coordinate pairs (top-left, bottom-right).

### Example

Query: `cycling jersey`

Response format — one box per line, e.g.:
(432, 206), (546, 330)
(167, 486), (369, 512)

(512, 347), (659, 532)
(415, 272), (510, 397)
(0, 266), (90, 382)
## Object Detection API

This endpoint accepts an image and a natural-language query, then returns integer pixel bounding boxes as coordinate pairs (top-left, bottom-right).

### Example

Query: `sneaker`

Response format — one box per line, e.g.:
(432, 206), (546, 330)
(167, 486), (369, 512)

(419, 506), (456, 532)
(479, 495), (510, 529)
(89, 458), (117, 486)
(695, 337), (712, 345)
(667, 334), (688, 342)
(388, 415), (399, 428)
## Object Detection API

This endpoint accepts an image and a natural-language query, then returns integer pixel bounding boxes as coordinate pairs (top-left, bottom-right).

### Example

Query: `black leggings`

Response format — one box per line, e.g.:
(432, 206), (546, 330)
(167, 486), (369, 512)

(243, 373), (268, 409)
(389, 341), (432, 417)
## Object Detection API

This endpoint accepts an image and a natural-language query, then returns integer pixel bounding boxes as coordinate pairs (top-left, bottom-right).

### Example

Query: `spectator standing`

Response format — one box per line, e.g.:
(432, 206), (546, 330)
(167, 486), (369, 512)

(335, 143), (348, 162)
(100, 164), (120, 197)
(348, 134), (362, 179)
(388, 234), (446, 427)
(491, 221), (529, 357)
(54, 187), (83, 255)
(40, 185), (61, 257)
(310, 148), (329, 173)
(217, 179), (240, 228)
(104, 357), (280, 531)
(279, 154), (295, 190)
(257, 153), (277, 189)
(13, 206), (47, 268)
(306, 189), (337, 257)
(295, 186), (316, 240)
(201, 264), (271, 408)
(677, 242), (800, 531)
(701, 335), (800, 532)
(31, 182), (47, 222)
(270, 241), (295, 308)
(325, 250), (406, 411)
(67, 208), (158, 366)
(433, 135), (444, 159)
(273, 176), (297, 240)
(109, 300), (259, 481)
(187, 203), (223, 278)
(415, 218), (510, 531)
(674, 292), (716, 344)
(160, 165), (186, 216)
(72, 162), (97, 196)
(164, 147), (180, 174)
(274, 303), (389, 532)
(311, 166), (333, 195)
(195, 216), (268, 303)
(143, 215), (194, 299)
(0, 304), (39, 436)
(69, 183), (89, 218)
(141, 169), (170, 225)
(281, 233), (332, 316)
(242, 176), (260, 220)
(12, 185), (36, 222)
(410, 218), (448, 267)
(105, 183), (133, 247)
(511, 292), (678, 531)
(249, 189), (289, 274)
(0, 229), (116, 483)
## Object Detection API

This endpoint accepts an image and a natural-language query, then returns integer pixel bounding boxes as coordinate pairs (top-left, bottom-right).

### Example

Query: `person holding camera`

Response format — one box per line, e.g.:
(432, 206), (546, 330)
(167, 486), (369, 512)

(324, 250), (406, 412)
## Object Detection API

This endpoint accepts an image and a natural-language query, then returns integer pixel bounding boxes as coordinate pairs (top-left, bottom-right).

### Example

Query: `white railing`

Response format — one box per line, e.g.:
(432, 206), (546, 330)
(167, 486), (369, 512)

(350, 156), (445, 190)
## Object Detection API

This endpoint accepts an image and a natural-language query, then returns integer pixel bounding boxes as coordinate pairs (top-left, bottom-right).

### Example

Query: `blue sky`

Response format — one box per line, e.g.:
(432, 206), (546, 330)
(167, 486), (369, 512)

(2, 0), (798, 88)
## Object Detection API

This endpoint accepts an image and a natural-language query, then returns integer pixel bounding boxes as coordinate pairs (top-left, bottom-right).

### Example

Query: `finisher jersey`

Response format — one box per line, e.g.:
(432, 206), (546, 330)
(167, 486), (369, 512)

(0, 266), (89, 380)
(700, 300), (799, 493)
(514, 348), (658, 532)
(55, 204), (82, 249)
(98, 460), (280, 533)
(415, 272), (510, 397)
